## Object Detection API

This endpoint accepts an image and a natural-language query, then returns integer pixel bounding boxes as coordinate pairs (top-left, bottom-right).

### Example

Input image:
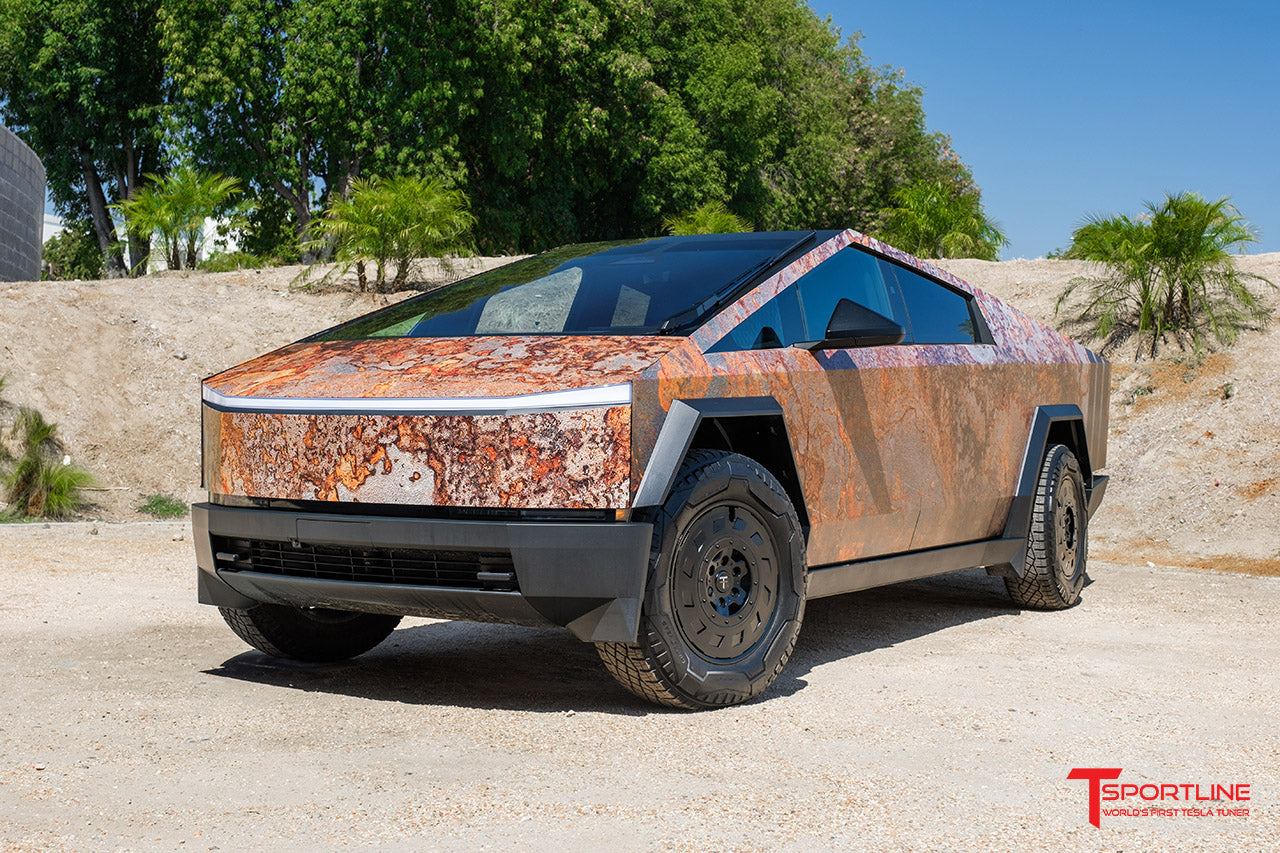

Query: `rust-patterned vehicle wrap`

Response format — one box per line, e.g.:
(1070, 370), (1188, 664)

(194, 229), (1110, 708)
(202, 336), (681, 508)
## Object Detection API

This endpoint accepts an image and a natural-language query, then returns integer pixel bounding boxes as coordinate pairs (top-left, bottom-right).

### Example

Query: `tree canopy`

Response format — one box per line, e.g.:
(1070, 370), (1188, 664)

(7, 0), (991, 266)
(0, 0), (165, 275)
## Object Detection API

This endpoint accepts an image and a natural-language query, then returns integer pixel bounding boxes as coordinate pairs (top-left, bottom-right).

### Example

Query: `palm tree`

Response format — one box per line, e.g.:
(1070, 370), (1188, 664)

(113, 166), (245, 271)
(304, 176), (475, 292)
(876, 180), (1006, 260)
(1058, 193), (1274, 356)
(663, 201), (752, 235)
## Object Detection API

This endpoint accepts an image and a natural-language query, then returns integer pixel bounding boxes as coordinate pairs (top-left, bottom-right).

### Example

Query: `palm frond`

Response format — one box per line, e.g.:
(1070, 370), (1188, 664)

(877, 180), (1006, 260)
(663, 201), (752, 235)
(1056, 192), (1275, 355)
(2, 407), (92, 518)
(298, 176), (475, 291)
(112, 165), (244, 271)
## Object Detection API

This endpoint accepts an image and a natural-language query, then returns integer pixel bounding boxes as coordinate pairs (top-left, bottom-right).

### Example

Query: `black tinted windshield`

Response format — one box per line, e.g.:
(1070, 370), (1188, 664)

(311, 232), (821, 340)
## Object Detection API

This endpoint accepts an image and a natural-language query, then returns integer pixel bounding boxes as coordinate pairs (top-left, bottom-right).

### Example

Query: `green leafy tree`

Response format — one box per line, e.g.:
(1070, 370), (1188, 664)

(235, 193), (303, 264)
(685, 4), (969, 236)
(161, 0), (457, 256)
(161, 0), (985, 256)
(0, 0), (165, 276)
(876, 180), (1007, 259)
(663, 201), (752, 235)
(1058, 193), (1274, 356)
(113, 166), (245, 271)
(302, 176), (475, 292)
(441, 0), (651, 251)
(455, 0), (974, 250)
(43, 220), (106, 280)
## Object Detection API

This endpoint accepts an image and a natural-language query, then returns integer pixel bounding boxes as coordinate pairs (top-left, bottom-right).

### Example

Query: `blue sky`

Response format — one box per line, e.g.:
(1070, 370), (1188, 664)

(807, 1), (1280, 258)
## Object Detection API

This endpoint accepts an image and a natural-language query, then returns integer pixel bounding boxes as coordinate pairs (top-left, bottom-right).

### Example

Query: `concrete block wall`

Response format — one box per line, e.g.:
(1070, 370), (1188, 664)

(0, 125), (46, 282)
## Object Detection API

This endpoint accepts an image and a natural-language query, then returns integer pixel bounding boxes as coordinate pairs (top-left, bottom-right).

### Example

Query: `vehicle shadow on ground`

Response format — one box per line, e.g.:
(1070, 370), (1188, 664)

(204, 568), (1081, 715)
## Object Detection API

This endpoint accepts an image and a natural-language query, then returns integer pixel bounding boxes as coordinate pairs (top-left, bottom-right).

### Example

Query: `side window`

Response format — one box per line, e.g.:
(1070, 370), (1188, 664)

(878, 260), (981, 345)
(794, 247), (903, 340)
(706, 285), (805, 352)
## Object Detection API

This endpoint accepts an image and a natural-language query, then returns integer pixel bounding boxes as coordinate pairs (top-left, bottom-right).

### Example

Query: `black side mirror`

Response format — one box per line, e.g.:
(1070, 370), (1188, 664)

(794, 298), (907, 350)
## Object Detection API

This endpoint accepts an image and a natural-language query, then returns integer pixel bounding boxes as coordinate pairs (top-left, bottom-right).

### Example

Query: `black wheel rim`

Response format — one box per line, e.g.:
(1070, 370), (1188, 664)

(1053, 477), (1082, 585)
(671, 500), (780, 662)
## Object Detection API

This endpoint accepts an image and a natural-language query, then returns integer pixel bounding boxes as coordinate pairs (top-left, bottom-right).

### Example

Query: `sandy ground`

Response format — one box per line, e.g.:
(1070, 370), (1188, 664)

(0, 522), (1277, 851)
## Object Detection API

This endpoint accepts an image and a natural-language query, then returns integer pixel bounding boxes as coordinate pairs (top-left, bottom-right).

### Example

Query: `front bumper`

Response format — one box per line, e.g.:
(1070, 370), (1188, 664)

(192, 503), (653, 643)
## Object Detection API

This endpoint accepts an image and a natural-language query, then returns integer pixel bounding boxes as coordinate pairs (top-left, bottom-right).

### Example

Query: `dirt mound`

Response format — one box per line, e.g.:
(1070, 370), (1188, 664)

(2, 254), (1277, 571)
(0, 259), (509, 520)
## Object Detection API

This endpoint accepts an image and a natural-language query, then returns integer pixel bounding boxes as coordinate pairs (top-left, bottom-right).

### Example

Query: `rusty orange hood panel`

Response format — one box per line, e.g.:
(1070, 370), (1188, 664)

(202, 335), (681, 509)
(204, 335), (682, 402)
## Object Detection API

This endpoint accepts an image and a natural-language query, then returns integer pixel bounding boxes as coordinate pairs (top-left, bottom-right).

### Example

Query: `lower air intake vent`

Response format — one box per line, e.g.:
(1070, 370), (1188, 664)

(213, 537), (517, 591)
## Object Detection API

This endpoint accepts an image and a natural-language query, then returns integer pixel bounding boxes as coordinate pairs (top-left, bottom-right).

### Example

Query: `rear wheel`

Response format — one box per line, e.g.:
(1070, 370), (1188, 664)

(220, 604), (401, 662)
(1005, 443), (1088, 609)
(597, 450), (806, 709)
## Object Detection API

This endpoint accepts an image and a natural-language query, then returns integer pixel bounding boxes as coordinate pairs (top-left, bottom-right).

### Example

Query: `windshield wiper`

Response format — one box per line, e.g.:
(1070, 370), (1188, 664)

(657, 231), (816, 334)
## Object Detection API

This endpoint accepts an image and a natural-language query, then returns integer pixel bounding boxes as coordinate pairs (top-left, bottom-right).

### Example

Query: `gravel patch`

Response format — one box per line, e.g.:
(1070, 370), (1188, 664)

(1, 523), (1276, 850)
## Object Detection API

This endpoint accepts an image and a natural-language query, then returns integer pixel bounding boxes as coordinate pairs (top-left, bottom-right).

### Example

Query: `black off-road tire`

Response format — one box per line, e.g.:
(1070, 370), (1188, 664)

(596, 449), (807, 709)
(1005, 443), (1088, 610)
(219, 604), (402, 662)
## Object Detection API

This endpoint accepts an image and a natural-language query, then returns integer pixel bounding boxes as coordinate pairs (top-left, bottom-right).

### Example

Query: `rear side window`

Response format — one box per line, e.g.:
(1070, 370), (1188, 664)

(878, 260), (982, 344)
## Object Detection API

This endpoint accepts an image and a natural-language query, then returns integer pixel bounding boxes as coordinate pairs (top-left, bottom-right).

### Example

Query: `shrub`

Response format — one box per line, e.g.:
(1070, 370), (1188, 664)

(198, 250), (268, 273)
(876, 180), (1007, 260)
(1058, 193), (1275, 356)
(114, 165), (248, 272)
(301, 176), (475, 292)
(2, 407), (93, 519)
(43, 219), (105, 280)
(663, 201), (752, 235)
(137, 493), (187, 519)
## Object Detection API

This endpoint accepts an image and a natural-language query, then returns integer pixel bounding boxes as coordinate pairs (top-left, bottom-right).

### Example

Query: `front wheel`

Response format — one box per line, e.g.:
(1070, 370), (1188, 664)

(597, 450), (806, 709)
(1005, 443), (1088, 609)
(220, 604), (402, 662)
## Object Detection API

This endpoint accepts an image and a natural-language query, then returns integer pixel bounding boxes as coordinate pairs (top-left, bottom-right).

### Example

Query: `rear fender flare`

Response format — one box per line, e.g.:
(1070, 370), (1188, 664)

(993, 404), (1104, 578)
